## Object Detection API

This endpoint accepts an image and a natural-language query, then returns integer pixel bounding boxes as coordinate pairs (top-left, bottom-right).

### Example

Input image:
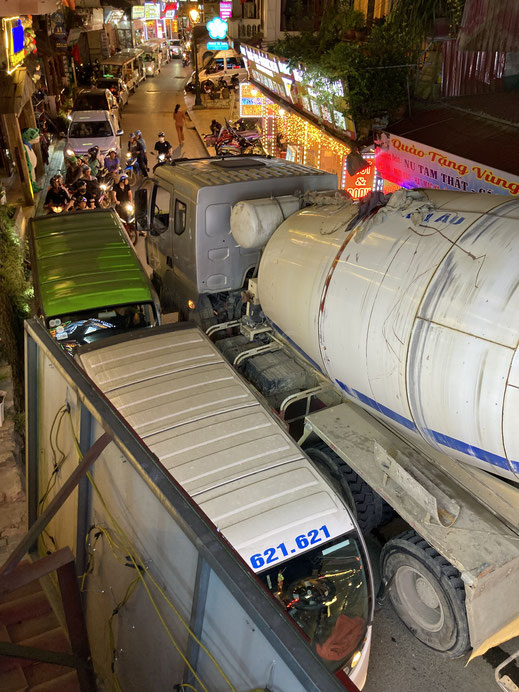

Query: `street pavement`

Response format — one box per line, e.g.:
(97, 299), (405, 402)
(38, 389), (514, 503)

(120, 59), (207, 162)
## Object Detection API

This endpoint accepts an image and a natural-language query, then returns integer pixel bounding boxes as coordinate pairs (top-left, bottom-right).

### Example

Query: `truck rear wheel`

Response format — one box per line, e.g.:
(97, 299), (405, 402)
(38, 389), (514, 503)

(304, 441), (390, 534)
(381, 530), (470, 657)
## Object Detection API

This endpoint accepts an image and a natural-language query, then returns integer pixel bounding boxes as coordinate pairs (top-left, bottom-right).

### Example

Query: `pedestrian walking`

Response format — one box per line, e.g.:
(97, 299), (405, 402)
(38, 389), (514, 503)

(174, 104), (185, 146)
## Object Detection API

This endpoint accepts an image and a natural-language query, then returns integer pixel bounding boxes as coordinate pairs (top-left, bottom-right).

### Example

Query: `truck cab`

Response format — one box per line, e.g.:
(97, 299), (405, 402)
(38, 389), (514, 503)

(136, 156), (336, 325)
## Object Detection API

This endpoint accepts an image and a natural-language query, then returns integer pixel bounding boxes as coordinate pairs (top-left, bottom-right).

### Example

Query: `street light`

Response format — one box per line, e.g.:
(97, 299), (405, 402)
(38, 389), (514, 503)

(189, 8), (200, 22)
(191, 21), (205, 108)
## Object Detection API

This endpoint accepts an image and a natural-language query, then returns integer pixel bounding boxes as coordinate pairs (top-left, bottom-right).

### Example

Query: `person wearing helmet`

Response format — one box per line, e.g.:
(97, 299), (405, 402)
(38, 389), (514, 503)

(86, 146), (102, 177)
(134, 130), (146, 152)
(45, 174), (73, 213)
(112, 172), (133, 221)
(65, 155), (84, 188)
(154, 132), (172, 158)
(133, 132), (148, 178)
(81, 165), (101, 207)
(103, 149), (120, 175)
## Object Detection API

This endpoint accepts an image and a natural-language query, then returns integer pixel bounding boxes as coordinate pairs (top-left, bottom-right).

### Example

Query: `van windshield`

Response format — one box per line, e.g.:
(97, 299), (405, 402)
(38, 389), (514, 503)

(259, 532), (370, 671)
(47, 303), (156, 355)
(69, 120), (113, 138)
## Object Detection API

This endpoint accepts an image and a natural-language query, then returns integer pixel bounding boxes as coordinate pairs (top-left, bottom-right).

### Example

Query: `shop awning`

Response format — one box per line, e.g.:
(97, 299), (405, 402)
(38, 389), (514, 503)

(0, 68), (35, 117)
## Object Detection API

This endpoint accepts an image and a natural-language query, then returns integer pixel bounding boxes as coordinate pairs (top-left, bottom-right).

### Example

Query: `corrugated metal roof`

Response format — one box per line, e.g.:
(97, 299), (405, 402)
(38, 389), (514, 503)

(458, 0), (519, 52)
(78, 326), (353, 566)
(30, 210), (153, 319)
(155, 157), (331, 189)
(387, 103), (519, 177)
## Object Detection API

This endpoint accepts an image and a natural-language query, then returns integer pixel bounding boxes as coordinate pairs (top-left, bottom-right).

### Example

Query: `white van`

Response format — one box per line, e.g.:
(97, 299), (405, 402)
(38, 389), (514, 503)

(185, 49), (247, 92)
(66, 110), (123, 158)
(77, 324), (374, 689)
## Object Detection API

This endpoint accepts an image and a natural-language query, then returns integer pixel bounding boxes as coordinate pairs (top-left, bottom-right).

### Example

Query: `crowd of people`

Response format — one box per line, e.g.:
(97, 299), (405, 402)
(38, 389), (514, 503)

(44, 108), (185, 218)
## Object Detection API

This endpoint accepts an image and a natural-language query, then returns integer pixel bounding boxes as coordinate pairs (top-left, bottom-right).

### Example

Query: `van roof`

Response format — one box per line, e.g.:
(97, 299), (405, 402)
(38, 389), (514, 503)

(30, 210), (153, 319)
(77, 325), (353, 568)
(101, 53), (136, 65)
(155, 156), (334, 189)
(69, 110), (110, 122)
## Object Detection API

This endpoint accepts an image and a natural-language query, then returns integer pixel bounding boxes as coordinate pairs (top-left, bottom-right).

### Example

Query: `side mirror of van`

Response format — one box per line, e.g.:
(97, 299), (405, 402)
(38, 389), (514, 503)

(116, 129), (124, 136)
(135, 188), (148, 231)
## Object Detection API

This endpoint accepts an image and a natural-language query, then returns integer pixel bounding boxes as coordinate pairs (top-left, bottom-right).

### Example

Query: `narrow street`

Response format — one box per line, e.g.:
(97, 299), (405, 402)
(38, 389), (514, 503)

(120, 59), (206, 161)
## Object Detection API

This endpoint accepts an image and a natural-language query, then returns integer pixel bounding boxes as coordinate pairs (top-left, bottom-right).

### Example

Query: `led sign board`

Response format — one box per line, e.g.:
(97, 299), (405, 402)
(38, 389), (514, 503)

(3, 17), (25, 74)
(206, 17), (227, 39)
(132, 6), (145, 18)
(207, 40), (228, 50)
(220, 2), (232, 19)
(144, 3), (160, 19)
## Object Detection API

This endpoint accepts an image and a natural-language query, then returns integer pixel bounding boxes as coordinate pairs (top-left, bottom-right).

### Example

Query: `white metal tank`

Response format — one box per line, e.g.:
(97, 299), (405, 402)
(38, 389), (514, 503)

(257, 190), (519, 481)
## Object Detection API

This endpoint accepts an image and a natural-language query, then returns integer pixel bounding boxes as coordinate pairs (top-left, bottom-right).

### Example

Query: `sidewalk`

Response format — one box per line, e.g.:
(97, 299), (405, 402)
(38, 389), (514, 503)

(184, 91), (238, 155)
(0, 362), (25, 567)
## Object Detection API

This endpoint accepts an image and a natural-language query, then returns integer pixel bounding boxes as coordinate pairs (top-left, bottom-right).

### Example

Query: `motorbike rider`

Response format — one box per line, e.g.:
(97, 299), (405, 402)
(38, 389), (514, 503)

(65, 155), (84, 189)
(44, 174), (73, 213)
(133, 132), (148, 178)
(86, 146), (102, 177)
(73, 195), (89, 211)
(154, 132), (172, 159)
(81, 165), (101, 207)
(103, 149), (120, 175)
(112, 173), (133, 221)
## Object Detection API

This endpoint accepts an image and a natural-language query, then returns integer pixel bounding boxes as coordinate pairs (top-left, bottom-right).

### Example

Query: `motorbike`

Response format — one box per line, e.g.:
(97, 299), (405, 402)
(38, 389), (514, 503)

(117, 202), (137, 245)
(124, 152), (140, 186)
(152, 152), (172, 172)
(211, 120), (265, 156)
(97, 167), (114, 208)
(182, 52), (190, 68)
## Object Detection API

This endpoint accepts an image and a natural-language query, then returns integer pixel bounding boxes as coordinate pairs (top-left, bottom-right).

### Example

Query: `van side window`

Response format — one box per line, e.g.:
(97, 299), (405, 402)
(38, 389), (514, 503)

(151, 185), (171, 234)
(226, 57), (244, 69)
(174, 199), (187, 236)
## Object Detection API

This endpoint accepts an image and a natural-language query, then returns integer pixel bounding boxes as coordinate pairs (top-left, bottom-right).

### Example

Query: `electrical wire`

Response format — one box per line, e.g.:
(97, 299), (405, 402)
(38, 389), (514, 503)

(67, 413), (236, 692)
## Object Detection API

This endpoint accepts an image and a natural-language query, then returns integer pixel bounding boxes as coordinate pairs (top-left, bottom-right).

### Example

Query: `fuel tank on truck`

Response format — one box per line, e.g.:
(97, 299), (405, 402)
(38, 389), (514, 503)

(257, 190), (519, 481)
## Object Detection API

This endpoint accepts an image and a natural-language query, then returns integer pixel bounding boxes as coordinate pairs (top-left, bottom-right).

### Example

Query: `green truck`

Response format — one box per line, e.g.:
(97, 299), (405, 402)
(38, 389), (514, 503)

(29, 210), (160, 353)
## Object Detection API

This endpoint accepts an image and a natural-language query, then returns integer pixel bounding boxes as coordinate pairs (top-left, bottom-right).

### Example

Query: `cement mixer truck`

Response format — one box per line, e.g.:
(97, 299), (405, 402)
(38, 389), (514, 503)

(137, 157), (519, 669)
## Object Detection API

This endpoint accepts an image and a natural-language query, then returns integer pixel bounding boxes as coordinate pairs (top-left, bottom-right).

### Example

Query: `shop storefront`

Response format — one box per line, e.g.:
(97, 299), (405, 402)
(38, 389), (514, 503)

(239, 44), (382, 198)
(238, 81), (381, 196)
(1, 18), (43, 206)
(132, 3), (179, 44)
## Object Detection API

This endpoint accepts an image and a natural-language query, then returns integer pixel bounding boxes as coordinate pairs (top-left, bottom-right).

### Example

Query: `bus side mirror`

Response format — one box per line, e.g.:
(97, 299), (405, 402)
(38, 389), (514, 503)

(135, 188), (148, 230)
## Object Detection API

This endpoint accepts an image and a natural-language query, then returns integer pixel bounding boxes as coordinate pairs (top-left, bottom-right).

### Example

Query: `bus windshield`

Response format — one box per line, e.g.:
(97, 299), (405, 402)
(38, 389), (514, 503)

(47, 303), (156, 355)
(259, 532), (370, 671)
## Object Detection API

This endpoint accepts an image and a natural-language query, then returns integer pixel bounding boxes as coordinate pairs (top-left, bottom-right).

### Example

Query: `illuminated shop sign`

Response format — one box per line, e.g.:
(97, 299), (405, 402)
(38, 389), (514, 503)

(3, 17), (25, 74)
(144, 3), (161, 19)
(220, 2), (232, 19)
(132, 6), (145, 18)
(207, 40), (229, 50)
(343, 157), (375, 198)
(206, 17), (227, 39)
(243, 44), (355, 139)
(375, 132), (519, 196)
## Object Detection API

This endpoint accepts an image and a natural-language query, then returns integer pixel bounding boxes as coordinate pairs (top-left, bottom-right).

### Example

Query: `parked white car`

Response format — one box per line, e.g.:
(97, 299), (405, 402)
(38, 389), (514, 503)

(66, 110), (123, 158)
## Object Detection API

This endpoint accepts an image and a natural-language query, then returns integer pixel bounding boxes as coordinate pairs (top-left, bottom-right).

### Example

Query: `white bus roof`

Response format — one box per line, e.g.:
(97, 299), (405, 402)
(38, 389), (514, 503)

(78, 325), (353, 569)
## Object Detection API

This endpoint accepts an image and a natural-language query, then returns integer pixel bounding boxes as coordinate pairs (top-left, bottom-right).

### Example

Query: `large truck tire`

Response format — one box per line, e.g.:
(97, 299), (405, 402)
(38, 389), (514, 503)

(381, 530), (470, 657)
(304, 441), (390, 534)
(189, 294), (217, 331)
